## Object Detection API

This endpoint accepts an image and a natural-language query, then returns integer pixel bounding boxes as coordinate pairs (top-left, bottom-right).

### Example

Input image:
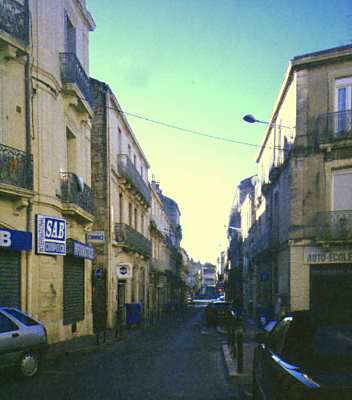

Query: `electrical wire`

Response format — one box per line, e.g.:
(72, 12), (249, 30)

(104, 104), (291, 153)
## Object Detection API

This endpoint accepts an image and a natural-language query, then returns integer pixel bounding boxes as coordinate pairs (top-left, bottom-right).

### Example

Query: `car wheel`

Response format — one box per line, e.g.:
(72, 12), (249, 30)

(17, 351), (40, 378)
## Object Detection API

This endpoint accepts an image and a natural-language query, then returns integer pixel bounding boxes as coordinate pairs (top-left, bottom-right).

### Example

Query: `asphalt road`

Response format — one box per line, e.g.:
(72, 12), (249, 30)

(1, 308), (242, 400)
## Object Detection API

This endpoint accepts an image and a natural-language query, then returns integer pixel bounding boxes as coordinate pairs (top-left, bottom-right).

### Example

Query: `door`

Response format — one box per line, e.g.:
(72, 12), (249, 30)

(63, 256), (85, 326)
(64, 12), (76, 54)
(117, 281), (126, 324)
(0, 312), (20, 364)
(0, 249), (21, 308)
(311, 265), (352, 317)
(258, 317), (292, 399)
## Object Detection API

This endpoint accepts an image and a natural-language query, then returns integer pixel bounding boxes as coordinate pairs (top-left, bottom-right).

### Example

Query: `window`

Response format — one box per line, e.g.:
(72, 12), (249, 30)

(64, 12), (76, 54)
(332, 169), (352, 210)
(335, 78), (352, 132)
(0, 312), (18, 333)
(119, 193), (123, 223)
(133, 154), (137, 167)
(266, 317), (292, 355)
(3, 309), (38, 326)
(128, 144), (131, 159)
(128, 203), (132, 226)
(134, 208), (138, 230)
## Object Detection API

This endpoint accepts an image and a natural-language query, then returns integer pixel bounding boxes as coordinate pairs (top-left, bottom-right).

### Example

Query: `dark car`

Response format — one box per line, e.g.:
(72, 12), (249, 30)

(205, 301), (232, 327)
(253, 311), (352, 399)
(0, 307), (48, 378)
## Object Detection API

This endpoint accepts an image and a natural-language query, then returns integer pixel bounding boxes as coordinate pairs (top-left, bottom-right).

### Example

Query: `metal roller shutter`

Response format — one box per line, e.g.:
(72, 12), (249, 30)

(0, 249), (21, 308)
(63, 256), (84, 325)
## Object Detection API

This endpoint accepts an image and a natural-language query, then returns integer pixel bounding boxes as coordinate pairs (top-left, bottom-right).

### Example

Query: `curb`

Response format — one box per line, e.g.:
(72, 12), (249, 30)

(46, 335), (123, 361)
(222, 344), (252, 385)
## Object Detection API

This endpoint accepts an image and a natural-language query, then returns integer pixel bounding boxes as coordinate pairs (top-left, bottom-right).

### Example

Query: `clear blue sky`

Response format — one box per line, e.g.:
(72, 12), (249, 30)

(88, 0), (352, 264)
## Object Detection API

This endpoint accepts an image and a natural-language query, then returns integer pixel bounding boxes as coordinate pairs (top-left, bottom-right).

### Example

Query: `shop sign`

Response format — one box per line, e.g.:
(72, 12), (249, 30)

(0, 228), (32, 251)
(304, 246), (352, 264)
(87, 231), (105, 244)
(116, 264), (132, 279)
(36, 215), (66, 255)
(67, 239), (95, 260)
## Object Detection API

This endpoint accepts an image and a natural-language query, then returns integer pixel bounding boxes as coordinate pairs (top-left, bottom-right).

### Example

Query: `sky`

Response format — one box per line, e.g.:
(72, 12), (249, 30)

(88, 0), (352, 265)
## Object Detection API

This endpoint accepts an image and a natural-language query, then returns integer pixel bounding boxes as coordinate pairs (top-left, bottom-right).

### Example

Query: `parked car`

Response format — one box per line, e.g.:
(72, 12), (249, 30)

(253, 311), (352, 399)
(205, 301), (232, 326)
(0, 307), (48, 378)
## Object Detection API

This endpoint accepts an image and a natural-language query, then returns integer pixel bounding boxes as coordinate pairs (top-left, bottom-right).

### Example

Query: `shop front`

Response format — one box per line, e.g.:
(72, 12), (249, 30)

(0, 228), (32, 307)
(64, 239), (95, 330)
(304, 246), (352, 316)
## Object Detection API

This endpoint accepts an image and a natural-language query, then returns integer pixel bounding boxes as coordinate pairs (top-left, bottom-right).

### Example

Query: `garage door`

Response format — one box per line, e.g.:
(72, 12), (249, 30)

(0, 249), (21, 308)
(63, 256), (84, 325)
(310, 264), (352, 316)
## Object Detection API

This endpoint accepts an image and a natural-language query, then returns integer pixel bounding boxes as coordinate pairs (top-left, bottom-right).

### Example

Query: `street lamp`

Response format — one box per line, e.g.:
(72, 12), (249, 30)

(243, 114), (294, 130)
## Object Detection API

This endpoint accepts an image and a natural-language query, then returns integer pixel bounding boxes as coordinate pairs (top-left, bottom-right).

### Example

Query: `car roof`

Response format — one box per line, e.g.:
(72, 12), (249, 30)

(284, 310), (352, 325)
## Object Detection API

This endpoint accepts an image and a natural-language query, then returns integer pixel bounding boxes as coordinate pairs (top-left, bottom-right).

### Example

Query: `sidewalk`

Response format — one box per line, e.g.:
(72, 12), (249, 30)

(221, 319), (261, 398)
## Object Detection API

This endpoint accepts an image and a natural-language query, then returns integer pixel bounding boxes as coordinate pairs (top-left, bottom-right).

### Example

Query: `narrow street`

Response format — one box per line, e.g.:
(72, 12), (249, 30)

(1, 308), (242, 400)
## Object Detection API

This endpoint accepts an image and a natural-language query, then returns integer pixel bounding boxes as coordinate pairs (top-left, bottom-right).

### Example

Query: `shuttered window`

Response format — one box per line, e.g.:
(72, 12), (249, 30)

(0, 249), (21, 308)
(332, 169), (352, 210)
(63, 256), (84, 325)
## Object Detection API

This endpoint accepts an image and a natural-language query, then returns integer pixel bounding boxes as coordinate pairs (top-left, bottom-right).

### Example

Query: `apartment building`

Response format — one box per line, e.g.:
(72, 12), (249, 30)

(244, 44), (352, 319)
(90, 78), (151, 330)
(150, 183), (172, 319)
(225, 176), (256, 307)
(0, 0), (96, 343)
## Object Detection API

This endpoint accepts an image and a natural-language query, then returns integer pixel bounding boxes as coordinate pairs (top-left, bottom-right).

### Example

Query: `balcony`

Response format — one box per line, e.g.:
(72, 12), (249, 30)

(59, 53), (92, 107)
(115, 223), (152, 258)
(0, 0), (29, 46)
(151, 258), (165, 273)
(117, 154), (151, 205)
(314, 211), (352, 241)
(60, 172), (94, 216)
(0, 143), (33, 191)
(317, 110), (352, 144)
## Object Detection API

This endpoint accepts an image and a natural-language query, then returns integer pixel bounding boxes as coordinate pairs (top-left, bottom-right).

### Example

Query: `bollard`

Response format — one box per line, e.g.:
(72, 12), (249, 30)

(236, 329), (244, 373)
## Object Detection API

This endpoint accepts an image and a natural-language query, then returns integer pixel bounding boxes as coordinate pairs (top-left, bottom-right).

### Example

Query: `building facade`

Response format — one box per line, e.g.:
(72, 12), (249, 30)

(0, 0), (96, 343)
(242, 44), (352, 319)
(90, 78), (151, 330)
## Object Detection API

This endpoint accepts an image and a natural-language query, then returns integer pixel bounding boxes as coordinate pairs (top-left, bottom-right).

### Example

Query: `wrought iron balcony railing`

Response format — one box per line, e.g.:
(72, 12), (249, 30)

(59, 53), (92, 105)
(314, 211), (352, 241)
(0, 0), (29, 45)
(117, 154), (151, 205)
(60, 172), (94, 215)
(115, 223), (152, 258)
(317, 110), (352, 144)
(0, 143), (33, 190)
(151, 258), (165, 272)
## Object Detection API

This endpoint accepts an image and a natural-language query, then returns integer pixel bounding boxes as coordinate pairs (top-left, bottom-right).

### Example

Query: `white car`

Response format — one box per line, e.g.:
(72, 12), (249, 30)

(0, 307), (48, 378)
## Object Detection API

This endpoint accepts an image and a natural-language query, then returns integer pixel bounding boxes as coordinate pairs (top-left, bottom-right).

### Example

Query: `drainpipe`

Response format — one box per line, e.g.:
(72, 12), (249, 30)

(24, 0), (33, 313)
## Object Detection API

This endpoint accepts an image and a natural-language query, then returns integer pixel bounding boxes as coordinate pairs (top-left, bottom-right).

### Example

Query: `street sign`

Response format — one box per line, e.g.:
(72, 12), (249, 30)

(95, 267), (104, 280)
(116, 264), (132, 279)
(87, 231), (105, 244)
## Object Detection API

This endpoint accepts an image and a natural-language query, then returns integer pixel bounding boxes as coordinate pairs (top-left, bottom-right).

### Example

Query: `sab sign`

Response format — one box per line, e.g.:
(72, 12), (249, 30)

(0, 228), (32, 251)
(36, 215), (66, 255)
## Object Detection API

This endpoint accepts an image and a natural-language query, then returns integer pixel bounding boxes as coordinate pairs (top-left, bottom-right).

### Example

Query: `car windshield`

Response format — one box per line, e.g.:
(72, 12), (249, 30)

(3, 309), (39, 326)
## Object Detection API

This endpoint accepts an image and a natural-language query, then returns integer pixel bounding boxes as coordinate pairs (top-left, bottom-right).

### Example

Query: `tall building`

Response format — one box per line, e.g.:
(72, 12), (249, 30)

(243, 44), (352, 319)
(0, 0), (96, 343)
(90, 78), (151, 330)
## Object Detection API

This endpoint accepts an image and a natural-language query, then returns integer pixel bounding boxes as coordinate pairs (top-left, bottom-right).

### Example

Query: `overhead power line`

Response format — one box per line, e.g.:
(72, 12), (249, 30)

(105, 105), (290, 153)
